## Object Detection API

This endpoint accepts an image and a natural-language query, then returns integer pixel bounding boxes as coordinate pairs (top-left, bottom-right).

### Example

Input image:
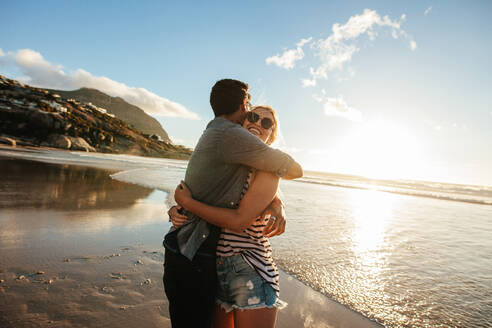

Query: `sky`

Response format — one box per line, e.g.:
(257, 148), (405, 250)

(1, 1), (491, 186)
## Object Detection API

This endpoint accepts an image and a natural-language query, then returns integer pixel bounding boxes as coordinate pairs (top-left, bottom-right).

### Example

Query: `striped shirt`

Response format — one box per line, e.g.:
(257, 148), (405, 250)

(216, 170), (280, 295)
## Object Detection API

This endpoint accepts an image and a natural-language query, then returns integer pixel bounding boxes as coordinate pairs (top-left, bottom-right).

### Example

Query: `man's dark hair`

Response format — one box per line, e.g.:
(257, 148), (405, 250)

(210, 79), (249, 117)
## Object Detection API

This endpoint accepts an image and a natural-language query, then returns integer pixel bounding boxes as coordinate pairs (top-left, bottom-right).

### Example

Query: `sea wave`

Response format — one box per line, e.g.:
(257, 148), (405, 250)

(296, 176), (492, 206)
(110, 167), (183, 192)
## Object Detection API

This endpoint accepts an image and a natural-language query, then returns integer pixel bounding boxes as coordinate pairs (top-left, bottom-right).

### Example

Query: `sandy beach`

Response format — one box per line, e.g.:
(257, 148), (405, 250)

(0, 152), (382, 328)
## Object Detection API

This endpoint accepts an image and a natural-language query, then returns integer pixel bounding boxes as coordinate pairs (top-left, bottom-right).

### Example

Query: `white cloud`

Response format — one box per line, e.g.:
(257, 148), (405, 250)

(316, 95), (362, 122)
(410, 40), (417, 51)
(168, 135), (197, 148)
(301, 78), (316, 87)
(266, 37), (312, 70)
(330, 9), (402, 42)
(266, 9), (416, 85)
(424, 6), (433, 16)
(310, 9), (411, 81)
(297, 37), (312, 48)
(0, 48), (7, 66)
(3, 49), (199, 119)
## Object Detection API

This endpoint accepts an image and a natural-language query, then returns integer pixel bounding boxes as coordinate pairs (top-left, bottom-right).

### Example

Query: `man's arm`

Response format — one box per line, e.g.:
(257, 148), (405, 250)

(282, 161), (303, 180)
(220, 126), (303, 179)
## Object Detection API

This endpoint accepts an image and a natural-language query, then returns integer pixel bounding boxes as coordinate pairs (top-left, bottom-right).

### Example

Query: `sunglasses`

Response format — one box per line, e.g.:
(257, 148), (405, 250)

(246, 111), (275, 130)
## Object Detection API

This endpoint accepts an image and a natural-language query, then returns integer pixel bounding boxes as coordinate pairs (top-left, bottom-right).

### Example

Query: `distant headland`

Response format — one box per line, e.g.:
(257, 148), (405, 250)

(0, 75), (191, 159)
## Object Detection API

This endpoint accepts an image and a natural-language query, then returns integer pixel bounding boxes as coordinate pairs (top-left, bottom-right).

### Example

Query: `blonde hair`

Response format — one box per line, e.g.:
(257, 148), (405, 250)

(251, 105), (278, 145)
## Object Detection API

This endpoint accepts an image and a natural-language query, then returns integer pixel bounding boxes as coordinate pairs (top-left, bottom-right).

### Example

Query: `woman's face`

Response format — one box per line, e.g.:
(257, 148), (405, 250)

(242, 107), (275, 144)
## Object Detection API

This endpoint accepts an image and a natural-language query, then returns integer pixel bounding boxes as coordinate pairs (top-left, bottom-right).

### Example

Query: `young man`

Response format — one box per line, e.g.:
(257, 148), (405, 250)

(163, 79), (302, 328)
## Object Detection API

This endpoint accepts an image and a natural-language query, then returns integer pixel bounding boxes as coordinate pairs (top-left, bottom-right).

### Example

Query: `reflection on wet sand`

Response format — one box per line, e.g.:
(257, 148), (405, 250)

(0, 159), (170, 250)
(0, 159), (173, 327)
(0, 158), (153, 210)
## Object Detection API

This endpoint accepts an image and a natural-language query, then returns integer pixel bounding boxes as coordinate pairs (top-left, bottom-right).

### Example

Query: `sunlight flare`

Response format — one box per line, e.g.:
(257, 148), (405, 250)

(333, 120), (424, 180)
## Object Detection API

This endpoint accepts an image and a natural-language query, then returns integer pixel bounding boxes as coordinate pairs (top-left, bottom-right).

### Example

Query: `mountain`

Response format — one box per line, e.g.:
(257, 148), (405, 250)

(0, 75), (191, 159)
(48, 87), (171, 143)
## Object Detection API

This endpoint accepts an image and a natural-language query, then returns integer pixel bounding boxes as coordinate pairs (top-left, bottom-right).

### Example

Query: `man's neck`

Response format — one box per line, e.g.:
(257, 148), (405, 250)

(219, 112), (242, 124)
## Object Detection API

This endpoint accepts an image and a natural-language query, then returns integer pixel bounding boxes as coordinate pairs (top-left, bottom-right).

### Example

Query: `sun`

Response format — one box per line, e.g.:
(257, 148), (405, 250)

(331, 120), (424, 180)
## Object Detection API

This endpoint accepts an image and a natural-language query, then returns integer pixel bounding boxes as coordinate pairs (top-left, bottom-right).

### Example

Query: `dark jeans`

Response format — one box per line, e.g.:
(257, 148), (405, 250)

(163, 249), (217, 328)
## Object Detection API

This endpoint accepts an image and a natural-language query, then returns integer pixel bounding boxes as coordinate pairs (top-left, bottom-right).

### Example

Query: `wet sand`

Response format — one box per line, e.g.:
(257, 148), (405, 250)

(0, 155), (381, 327)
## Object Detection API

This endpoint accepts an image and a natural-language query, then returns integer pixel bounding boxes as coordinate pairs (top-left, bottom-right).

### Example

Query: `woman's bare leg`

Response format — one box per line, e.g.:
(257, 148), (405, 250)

(234, 307), (278, 328)
(212, 303), (234, 328)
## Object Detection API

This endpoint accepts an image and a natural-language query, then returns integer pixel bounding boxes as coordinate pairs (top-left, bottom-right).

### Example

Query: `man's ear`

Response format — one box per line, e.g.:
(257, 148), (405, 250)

(241, 98), (248, 112)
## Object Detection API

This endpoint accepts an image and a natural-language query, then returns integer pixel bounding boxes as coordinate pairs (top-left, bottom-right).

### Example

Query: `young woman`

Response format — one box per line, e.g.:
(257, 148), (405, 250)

(173, 105), (286, 328)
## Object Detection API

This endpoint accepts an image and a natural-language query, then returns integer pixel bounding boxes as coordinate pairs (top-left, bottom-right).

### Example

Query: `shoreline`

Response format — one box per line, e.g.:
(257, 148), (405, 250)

(3, 143), (490, 207)
(0, 148), (383, 327)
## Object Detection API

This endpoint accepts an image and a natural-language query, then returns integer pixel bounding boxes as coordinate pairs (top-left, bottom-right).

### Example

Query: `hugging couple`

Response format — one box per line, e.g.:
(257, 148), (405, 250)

(163, 79), (303, 328)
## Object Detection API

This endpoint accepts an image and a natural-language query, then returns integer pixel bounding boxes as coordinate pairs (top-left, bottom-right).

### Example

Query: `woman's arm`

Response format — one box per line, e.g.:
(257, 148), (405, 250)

(174, 171), (280, 231)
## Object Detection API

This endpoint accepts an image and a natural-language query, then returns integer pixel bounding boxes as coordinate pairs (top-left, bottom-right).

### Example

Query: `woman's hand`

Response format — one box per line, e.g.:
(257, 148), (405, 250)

(168, 205), (188, 228)
(262, 196), (286, 237)
(174, 180), (192, 208)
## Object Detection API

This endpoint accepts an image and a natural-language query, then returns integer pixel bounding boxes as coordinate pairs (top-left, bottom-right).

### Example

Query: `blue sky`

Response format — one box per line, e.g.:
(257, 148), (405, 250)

(1, 1), (491, 185)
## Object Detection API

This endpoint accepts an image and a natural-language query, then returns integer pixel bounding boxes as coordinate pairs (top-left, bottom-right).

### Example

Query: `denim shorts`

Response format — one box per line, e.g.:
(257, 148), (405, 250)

(216, 254), (287, 312)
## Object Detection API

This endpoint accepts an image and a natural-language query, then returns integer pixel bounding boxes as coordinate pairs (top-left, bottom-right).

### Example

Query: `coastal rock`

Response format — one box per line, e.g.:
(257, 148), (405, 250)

(51, 87), (171, 142)
(0, 136), (16, 147)
(62, 122), (72, 131)
(68, 137), (96, 152)
(0, 74), (192, 159)
(47, 134), (71, 149)
(29, 110), (54, 129)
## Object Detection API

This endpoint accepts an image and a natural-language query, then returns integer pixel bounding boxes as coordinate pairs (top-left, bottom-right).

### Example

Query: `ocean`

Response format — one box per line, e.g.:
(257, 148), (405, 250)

(1, 147), (491, 328)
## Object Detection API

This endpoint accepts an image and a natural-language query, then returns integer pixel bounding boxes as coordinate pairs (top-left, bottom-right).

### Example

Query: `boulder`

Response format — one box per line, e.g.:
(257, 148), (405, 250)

(47, 134), (71, 150)
(0, 136), (16, 147)
(68, 137), (96, 152)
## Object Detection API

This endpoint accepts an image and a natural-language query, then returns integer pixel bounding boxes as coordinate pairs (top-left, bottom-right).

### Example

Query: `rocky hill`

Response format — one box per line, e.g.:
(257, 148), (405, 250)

(0, 75), (191, 159)
(49, 87), (171, 143)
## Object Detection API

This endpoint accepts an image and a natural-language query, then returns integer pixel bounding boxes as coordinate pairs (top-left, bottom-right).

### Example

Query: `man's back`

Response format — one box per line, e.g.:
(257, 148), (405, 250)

(185, 117), (251, 208)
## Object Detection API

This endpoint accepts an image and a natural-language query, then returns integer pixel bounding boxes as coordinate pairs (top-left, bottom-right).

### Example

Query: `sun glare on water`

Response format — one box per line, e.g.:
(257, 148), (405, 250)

(349, 189), (394, 298)
(350, 190), (393, 254)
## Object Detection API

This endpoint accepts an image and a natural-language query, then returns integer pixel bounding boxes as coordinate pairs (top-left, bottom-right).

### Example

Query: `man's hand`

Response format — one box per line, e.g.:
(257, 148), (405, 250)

(174, 181), (192, 208)
(168, 205), (188, 228)
(261, 196), (286, 238)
